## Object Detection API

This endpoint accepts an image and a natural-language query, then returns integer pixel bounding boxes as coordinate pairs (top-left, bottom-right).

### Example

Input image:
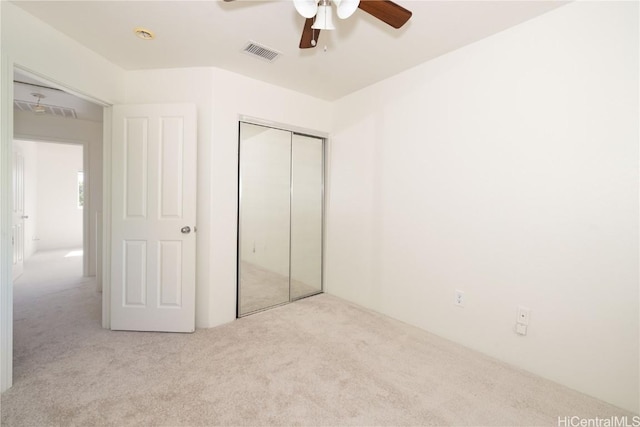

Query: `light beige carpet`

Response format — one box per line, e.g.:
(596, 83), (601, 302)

(1, 250), (634, 426)
(239, 261), (321, 315)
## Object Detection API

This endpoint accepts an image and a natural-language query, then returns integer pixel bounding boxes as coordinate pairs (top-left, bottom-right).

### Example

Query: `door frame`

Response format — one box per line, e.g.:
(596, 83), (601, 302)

(12, 145), (25, 280)
(0, 60), (112, 392)
(12, 137), (92, 278)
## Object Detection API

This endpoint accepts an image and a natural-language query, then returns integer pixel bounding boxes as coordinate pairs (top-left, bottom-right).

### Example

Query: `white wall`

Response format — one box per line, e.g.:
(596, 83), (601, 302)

(326, 1), (639, 413)
(1, 2), (124, 104)
(31, 142), (83, 250)
(14, 110), (103, 275)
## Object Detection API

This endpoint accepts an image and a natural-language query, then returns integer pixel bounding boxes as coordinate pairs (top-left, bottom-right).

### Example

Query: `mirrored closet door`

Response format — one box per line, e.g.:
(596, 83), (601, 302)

(237, 122), (324, 317)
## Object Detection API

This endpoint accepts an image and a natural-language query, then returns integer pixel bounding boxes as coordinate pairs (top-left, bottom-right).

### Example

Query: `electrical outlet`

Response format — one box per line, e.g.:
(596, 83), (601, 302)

(517, 306), (531, 325)
(455, 290), (465, 307)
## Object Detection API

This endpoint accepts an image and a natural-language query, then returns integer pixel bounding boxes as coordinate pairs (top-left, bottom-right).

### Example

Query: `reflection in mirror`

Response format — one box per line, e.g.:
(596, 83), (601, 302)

(238, 123), (291, 316)
(290, 134), (323, 300)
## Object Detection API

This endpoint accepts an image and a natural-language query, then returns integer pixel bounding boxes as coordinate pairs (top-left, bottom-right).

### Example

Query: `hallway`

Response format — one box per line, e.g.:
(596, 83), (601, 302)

(12, 248), (99, 382)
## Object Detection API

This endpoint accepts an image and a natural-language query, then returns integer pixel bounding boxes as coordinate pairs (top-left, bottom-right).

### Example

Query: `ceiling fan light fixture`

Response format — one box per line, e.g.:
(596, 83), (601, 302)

(312, 3), (335, 30)
(336, 0), (360, 19)
(293, 0), (318, 18)
(31, 93), (46, 115)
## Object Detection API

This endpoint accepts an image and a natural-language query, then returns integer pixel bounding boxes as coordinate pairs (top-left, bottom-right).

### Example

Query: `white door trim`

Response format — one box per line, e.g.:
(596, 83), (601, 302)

(238, 115), (329, 139)
(1, 54), (16, 393)
(11, 146), (25, 280)
(102, 107), (112, 329)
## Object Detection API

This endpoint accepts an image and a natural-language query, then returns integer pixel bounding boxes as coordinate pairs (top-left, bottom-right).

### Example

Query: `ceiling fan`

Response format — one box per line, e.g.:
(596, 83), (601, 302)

(225, 0), (413, 49)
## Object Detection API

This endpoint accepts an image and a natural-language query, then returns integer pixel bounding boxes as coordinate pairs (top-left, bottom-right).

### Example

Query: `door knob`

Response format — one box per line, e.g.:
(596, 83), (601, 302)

(21, 215), (28, 219)
(181, 226), (191, 234)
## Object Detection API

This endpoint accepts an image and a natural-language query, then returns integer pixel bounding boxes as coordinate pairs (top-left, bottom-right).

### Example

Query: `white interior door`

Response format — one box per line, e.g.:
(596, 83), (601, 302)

(110, 104), (197, 332)
(12, 147), (25, 280)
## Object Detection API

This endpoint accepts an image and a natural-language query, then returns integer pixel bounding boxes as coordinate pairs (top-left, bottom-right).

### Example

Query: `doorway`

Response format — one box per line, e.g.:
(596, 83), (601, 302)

(1, 63), (112, 393)
(13, 70), (104, 282)
(237, 121), (325, 317)
(12, 140), (85, 279)
(10, 69), (105, 384)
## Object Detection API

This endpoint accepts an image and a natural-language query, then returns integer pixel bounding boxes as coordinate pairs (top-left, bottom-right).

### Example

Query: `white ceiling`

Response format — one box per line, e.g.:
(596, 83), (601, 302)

(11, 0), (568, 102)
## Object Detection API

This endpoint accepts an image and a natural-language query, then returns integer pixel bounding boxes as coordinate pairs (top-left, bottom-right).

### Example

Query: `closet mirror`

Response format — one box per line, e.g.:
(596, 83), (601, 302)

(238, 122), (324, 316)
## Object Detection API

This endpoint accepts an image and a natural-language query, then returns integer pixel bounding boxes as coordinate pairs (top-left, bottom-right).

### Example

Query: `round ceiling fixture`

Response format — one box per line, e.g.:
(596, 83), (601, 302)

(31, 93), (46, 114)
(134, 27), (155, 40)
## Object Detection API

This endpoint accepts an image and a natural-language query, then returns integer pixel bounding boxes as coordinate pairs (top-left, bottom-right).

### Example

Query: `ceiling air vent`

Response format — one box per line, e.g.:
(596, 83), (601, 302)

(14, 100), (78, 119)
(242, 41), (281, 63)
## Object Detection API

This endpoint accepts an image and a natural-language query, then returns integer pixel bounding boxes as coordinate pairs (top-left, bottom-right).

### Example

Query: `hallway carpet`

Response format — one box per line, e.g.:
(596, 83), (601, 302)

(1, 250), (634, 426)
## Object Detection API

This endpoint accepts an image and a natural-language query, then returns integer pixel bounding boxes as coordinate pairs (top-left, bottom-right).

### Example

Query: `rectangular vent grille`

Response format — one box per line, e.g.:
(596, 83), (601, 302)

(242, 41), (281, 62)
(14, 100), (77, 119)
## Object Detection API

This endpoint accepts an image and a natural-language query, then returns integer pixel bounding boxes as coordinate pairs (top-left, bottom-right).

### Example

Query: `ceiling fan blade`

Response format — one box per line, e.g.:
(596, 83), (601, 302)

(299, 18), (319, 49)
(358, 0), (412, 29)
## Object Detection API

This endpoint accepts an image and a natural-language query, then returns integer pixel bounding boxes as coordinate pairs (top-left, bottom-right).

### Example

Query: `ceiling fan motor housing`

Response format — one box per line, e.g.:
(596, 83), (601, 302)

(292, 0), (413, 49)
